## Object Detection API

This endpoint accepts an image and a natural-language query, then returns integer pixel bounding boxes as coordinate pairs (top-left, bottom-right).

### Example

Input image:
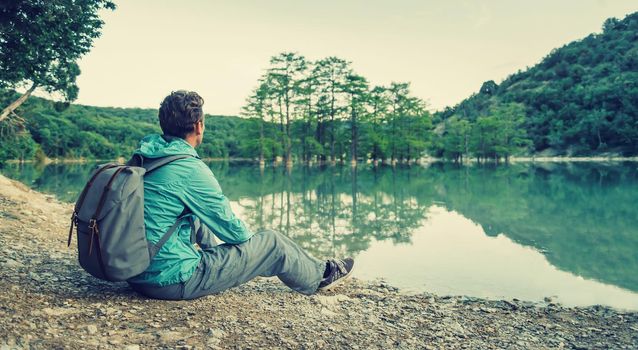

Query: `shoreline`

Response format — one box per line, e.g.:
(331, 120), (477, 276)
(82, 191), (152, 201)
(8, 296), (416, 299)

(2, 156), (252, 165)
(3, 155), (638, 166)
(0, 174), (637, 349)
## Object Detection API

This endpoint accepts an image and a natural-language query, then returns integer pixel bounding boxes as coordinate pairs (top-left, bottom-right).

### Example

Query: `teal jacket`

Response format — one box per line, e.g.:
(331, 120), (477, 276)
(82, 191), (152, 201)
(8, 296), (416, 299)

(128, 134), (254, 286)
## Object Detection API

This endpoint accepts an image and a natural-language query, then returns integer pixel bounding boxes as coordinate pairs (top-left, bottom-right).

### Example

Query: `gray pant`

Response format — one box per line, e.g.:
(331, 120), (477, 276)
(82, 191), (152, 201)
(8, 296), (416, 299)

(130, 226), (326, 300)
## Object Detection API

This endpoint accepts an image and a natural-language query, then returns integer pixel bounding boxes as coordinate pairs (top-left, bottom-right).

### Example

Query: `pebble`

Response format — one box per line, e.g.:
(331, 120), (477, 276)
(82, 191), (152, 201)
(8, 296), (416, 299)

(320, 308), (339, 317)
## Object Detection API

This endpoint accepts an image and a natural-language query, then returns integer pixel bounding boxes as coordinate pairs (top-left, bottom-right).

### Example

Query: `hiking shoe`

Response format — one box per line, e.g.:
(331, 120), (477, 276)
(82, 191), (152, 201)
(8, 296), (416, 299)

(318, 258), (355, 291)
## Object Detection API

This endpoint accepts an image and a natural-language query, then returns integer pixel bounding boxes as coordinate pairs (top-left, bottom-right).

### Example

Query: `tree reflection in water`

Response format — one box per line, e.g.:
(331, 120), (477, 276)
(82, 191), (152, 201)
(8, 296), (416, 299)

(216, 164), (432, 260)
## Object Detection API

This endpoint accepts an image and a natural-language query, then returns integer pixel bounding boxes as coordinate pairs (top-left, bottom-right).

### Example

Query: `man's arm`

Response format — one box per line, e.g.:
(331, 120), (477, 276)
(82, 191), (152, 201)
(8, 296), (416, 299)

(180, 161), (253, 244)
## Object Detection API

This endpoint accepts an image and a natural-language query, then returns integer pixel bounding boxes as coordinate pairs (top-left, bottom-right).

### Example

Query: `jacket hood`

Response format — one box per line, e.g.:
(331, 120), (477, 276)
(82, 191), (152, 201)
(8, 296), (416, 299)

(134, 134), (199, 159)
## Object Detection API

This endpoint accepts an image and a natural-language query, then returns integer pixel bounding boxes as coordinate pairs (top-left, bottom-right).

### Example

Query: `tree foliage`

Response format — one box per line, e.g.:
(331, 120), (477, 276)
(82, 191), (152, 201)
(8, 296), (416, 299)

(242, 53), (432, 165)
(0, 0), (115, 121)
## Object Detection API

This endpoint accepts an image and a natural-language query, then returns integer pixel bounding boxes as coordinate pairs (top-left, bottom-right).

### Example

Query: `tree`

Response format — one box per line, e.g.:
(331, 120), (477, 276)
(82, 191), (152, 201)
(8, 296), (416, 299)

(0, 0), (116, 122)
(267, 52), (307, 166)
(490, 103), (531, 160)
(295, 64), (320, 163)
(342, 73), (368, 166)
(441, 116), (471, 162)
(387, 82), (411, 162)
(0, 127), (38, 162)
(466, 103), (531, 162)
(471, 115), (499, 161)
(242, 79), (271, 165)
(400, 96), (431, 161)
(363, 86), (390, 163)
(479, 80), (498, 96)
(314, 57), (350, 163)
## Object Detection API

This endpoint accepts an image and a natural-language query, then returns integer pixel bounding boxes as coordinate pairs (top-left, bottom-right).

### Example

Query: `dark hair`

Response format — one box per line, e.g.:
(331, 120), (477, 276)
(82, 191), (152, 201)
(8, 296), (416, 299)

(158, 90), (205, 138)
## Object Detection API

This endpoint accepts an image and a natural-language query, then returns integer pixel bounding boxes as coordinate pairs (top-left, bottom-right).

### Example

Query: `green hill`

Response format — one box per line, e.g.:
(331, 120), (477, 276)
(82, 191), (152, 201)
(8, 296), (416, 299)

(0, 90), (252, 162)
(436, 12), (638, 157)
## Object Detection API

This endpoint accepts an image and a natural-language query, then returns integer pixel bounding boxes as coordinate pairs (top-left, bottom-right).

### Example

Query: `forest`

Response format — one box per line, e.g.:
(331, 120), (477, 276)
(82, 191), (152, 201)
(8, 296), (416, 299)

(437, 12), (638, 157)
(0, 12), (636, 163)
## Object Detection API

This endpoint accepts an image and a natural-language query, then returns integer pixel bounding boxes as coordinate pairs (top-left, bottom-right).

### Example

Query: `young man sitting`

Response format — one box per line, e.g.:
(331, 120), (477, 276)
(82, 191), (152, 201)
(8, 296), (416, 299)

(127, 90), (354, 299)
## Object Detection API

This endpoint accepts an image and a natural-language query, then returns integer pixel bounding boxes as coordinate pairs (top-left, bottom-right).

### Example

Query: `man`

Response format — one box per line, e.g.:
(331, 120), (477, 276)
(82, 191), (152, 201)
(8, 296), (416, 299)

(127, 90), (354, 300)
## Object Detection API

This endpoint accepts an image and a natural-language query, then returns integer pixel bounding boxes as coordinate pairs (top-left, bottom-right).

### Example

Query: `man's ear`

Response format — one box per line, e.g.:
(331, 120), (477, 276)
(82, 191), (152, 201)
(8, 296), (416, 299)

(195, 120), (204, 135)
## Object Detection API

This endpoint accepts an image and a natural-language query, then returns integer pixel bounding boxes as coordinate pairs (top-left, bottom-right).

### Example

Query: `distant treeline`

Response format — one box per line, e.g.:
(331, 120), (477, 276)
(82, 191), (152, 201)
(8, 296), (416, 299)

(0, 91), (249, 162)
(0, 12), (636, 163)
(0, 78), (528, 164)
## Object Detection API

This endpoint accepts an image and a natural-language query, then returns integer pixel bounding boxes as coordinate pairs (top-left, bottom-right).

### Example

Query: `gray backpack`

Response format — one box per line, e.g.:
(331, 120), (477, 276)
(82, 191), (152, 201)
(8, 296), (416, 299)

(67, 154), (190, 281)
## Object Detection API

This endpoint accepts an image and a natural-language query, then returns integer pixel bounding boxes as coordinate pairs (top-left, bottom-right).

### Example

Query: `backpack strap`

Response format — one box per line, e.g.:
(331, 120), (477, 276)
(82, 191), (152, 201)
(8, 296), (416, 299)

(148, 206), (191, 259)
(129, 153), (195, 258)
(87, 166), (127, 256)
(127, 154), (193, 174)
(67, 163), (120, 247)
(148, 219), (182, 259)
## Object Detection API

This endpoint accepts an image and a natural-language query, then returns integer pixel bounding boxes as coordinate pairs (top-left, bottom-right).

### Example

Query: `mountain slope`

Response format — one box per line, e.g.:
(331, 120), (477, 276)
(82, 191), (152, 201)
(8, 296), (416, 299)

(438, 12), (638, 156)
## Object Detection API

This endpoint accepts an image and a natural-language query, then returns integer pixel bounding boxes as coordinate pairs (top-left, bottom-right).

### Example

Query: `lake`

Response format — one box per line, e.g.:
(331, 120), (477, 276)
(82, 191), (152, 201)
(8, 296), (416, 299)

(2, 161), (638, 310)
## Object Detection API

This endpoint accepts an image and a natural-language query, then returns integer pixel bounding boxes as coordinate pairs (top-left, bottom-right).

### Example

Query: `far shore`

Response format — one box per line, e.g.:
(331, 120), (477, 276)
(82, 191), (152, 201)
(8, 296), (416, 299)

(3, 155), (638, 166)
(2, 157), (253, 165)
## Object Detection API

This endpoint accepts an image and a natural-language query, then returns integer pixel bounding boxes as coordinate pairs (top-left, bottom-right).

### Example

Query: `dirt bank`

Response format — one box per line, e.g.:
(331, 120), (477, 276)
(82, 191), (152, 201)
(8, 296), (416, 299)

(0, 174), (636, 349)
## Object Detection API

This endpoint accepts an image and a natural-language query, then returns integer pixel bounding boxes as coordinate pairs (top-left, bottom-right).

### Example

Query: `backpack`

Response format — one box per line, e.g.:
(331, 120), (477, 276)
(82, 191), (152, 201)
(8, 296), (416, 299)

(67, 154), (191, 281)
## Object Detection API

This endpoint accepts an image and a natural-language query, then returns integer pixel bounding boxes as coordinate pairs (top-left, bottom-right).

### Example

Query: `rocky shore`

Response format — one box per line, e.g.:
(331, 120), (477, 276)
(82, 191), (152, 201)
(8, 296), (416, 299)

(0, 174), (637, 349)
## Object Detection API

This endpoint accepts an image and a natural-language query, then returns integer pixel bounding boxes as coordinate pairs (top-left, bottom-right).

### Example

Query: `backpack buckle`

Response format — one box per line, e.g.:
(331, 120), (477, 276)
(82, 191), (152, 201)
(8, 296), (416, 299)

(88, 218), (99, 255)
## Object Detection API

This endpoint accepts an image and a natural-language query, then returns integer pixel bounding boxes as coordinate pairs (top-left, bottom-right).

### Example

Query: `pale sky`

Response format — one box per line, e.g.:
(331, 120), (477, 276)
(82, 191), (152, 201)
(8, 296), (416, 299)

(71, 0), (637, 115)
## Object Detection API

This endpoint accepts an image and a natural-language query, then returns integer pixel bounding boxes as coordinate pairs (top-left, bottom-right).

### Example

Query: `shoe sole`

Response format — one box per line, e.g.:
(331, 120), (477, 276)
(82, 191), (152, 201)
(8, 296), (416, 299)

(318, 264), (355, 292)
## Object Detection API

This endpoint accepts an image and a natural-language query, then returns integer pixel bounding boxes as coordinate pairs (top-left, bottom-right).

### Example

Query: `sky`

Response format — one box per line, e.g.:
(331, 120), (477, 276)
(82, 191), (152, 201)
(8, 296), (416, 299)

(72, 0), (638, 115)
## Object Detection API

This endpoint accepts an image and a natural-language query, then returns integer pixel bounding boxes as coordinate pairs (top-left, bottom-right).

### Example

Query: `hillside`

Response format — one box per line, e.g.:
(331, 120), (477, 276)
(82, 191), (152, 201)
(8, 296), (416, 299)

(437, 12), (638, 157)
(0, 91), (250, 162)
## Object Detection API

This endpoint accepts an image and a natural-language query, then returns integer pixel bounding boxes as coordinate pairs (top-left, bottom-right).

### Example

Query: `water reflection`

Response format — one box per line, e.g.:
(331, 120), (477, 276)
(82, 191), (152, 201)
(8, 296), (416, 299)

(0, 162), (97, 203)
(219, 165), (434, 259)
(213, 162), (638, 296)
(356, 206), (638, 310)
(2, 161), (637, 307)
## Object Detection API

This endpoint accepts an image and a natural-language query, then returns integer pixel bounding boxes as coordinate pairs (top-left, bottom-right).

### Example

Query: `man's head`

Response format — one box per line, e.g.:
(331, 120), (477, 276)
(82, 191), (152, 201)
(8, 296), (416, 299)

(158, 90), (205, 146)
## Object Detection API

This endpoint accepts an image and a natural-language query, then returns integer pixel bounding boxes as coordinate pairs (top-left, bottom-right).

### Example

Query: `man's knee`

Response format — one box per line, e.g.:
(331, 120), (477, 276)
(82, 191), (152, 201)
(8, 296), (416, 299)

(251, 229), (282, 242)
(249, 230), (288, 257)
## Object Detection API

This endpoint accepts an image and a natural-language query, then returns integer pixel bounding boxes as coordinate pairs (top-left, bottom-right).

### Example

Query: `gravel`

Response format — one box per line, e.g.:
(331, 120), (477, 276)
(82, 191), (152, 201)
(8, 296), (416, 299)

(1, 174), (637, 349)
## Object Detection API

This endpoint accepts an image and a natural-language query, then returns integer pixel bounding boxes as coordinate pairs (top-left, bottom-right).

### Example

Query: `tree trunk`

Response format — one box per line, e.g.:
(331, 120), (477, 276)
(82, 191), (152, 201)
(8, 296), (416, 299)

(302, 120), (307, 163)
(350, 100), (357, 168)
(351, 167), (358, 226)
(277, 97), (285, 164)
(391, 118), (396, 163)
(284, 90), (292, 167)
(315, 118), (324, 163)
(330, 85), (336, 163)
(0, 83), (37, 122)
(304, 93), (312, 163)
(259, 117), (265, 168)
(464, 132), (469, 157)
(597, 128), (602, 149)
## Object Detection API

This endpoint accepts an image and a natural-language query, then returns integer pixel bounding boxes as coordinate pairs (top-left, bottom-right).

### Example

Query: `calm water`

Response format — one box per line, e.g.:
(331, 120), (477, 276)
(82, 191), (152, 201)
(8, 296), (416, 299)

(2, 161), (638, 310)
